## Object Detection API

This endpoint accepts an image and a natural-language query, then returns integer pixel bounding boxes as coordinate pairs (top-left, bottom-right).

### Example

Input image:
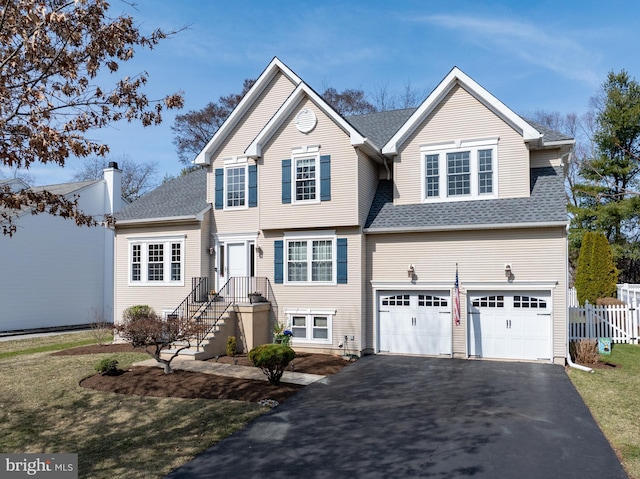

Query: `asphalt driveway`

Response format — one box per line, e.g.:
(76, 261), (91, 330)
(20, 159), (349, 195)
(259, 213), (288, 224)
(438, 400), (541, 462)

(166, 356), (627, 479)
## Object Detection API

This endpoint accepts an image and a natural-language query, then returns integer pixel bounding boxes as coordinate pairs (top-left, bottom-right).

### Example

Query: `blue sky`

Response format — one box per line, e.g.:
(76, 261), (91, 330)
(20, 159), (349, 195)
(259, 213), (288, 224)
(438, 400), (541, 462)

(9, 0), (640, 185)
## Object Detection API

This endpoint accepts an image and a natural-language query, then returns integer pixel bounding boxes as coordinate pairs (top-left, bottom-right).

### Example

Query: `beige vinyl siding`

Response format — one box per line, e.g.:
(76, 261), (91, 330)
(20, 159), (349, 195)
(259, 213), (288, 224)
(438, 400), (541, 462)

(365, 226), (567, 361)
(114, 222), (205, 324)
(206, 72), (297, 204)
(530, 148), (563, 169)
(259, 228), (363, 354)
(357, 150), (380, 226)
(200, 210), (215, 286)
(259, 97), (361, 230)
(395, 84), (530, 204)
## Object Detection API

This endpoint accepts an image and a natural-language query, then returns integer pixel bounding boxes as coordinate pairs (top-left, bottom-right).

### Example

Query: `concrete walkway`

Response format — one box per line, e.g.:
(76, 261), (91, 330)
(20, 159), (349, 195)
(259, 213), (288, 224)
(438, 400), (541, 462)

(165, 355), (628, 479)
(132, 357), (325, 386)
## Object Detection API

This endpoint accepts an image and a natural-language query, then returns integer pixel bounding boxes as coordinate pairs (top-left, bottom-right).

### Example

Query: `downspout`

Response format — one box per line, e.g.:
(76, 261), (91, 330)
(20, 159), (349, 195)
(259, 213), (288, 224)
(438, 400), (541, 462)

(383, 156), (391, 180)
(565, 223), (593, 373)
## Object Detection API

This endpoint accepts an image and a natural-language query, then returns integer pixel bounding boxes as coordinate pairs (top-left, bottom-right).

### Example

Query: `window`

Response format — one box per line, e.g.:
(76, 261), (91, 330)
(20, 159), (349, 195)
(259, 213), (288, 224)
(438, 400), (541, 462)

(447, 151), (470, 196)
(131, 244), (141, 282)
(422, 138), (497, 202)
(286, 237), (334, 283)
(382, 295), (410, 306)
(472, 295), (504, 308)
(286, 309), (334, 344)
(514, 295), (547, 309)
(226, 166), (246, 208)
(418, 295), (448, 307)
(147, 244), (164, 281)
(425, 154), (439, 197)
(295, 157), (317, 202)
(128, 236), (185, 286)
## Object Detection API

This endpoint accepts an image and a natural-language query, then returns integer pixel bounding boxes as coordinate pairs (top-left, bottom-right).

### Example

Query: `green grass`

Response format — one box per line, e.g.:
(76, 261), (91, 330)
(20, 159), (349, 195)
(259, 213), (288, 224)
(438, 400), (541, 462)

(568, 343), (640, 478)
(0, 333), (266, 479)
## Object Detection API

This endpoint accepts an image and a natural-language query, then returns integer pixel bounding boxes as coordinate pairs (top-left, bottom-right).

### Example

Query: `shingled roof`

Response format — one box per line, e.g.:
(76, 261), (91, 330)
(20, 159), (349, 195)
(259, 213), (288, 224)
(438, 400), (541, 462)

(116, 167), (208, 222)
(364, 166), (566, 232)
(346, 108), (417, 147)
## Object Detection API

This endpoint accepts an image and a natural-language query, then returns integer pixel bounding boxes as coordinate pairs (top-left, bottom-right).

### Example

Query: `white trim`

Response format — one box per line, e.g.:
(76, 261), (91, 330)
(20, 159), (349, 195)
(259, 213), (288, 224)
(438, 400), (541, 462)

(371, 281), (453, 290)
(213, 232), (259, 242)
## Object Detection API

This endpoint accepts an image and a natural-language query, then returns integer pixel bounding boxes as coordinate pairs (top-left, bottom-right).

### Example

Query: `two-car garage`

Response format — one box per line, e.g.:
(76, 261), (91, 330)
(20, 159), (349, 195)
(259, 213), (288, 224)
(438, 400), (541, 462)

(377, 290), (552, 361)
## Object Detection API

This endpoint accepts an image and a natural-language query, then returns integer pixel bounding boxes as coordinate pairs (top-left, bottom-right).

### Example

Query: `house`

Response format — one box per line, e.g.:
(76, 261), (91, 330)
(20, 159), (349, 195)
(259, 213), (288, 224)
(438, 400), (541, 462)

(0, 163), (123, 332)
(113, 58), (573, 364)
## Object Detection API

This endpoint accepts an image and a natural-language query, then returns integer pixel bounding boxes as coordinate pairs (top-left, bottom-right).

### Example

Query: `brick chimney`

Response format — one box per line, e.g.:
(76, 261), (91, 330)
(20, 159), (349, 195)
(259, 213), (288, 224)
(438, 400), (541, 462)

(103, 162), (122, 213)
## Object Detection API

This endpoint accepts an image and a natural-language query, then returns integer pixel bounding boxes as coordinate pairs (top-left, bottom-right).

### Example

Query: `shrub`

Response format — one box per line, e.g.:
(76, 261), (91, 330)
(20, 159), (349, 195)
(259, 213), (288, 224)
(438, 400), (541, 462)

(570, 339), (599, 364)
(95, 358), (119, 376)
(123, 305), (156, 322)
(248, 343), (296, 385)
(575, 231), (618, 306)
(226, 336), (237, 357)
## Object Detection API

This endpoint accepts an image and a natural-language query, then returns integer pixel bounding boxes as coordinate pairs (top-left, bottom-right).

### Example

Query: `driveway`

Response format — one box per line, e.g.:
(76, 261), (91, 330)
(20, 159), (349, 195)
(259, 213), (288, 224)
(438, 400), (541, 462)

(166, 356), (627, 479)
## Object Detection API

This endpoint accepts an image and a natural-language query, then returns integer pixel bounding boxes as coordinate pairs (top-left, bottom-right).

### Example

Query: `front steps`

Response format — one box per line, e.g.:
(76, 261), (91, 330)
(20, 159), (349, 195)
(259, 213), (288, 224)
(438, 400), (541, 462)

(160, 312), (236, 361)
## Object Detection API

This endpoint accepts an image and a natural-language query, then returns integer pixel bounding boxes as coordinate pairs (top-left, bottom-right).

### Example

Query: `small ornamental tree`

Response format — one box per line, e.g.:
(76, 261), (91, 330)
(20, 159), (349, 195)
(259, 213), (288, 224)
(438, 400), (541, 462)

(116, 305), (205, 374)
(575, 231), (618, 305)
(248, 344), (295, 385)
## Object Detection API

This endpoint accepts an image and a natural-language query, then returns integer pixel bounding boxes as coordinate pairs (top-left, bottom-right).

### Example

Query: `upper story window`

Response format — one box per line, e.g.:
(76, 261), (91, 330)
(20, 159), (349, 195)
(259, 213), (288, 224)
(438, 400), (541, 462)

(226, 165), (246, 208)
(421, 138), (498, 202)
(295, 157), (317, 202)
(215, 158), (257, 210)
(282, 146), (331, 204)
(128, 236), (185, 286)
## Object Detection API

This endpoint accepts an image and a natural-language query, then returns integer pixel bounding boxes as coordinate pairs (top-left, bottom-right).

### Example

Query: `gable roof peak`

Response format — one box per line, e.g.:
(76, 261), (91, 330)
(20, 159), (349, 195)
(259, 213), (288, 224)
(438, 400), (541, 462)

(382, 67), (543, 155)
(194, 57), (302, 166)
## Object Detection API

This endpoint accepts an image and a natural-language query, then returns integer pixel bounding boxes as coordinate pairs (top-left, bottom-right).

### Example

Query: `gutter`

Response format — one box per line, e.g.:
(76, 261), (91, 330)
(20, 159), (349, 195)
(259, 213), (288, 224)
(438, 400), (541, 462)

(364, 220), (569, 234)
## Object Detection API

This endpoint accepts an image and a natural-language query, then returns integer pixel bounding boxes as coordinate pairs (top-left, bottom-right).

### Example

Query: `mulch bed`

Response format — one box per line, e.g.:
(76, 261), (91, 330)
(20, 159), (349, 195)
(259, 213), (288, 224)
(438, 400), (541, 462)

(55, 343), (354, 403)
(80, 367), (304, 402)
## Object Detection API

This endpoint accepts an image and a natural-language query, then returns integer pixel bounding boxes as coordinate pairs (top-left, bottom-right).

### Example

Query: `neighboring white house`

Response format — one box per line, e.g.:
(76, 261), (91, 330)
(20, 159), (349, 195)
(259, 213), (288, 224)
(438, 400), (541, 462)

(0, 163), (123, 332)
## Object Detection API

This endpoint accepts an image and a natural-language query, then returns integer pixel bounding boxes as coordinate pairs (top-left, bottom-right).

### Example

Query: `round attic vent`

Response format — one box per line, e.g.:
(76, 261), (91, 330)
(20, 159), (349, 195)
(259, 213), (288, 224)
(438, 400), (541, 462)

(295, 108), (317, 133)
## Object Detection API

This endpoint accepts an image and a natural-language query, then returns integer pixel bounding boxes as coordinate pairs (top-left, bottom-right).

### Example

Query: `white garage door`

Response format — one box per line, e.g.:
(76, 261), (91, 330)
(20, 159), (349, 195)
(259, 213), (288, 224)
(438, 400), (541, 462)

(468, 291), (551, 360)
(379, 291), (452, 355)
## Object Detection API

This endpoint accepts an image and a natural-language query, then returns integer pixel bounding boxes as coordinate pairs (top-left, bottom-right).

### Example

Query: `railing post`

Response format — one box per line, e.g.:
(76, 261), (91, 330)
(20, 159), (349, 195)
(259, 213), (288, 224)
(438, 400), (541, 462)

(633, 298), (639, 345)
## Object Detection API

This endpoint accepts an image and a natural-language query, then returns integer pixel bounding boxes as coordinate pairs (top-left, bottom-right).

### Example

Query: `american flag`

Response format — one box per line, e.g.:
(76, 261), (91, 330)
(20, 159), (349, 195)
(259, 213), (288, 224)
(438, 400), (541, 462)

(453, 265), (460, 326)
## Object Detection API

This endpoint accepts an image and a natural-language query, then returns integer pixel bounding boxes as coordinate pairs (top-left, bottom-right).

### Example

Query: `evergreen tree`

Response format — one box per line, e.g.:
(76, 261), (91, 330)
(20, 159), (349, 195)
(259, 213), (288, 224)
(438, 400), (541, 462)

(570, 70), (640, 282)
(575, 231), (595, 306)
(575, 231), (618, 305)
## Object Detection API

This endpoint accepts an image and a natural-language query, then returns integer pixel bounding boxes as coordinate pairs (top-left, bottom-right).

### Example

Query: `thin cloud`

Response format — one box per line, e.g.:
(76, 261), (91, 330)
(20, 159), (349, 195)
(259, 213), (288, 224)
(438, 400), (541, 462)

(412, 14), (600, 86)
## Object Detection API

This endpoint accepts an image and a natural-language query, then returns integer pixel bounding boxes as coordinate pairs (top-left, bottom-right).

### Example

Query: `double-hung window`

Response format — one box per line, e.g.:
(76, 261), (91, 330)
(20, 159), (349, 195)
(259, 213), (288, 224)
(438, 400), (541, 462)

(285, 234), (336, 284)
(226, 165), (246, 208)
(295, 157), (317, 201)
(128, 236), (185, 286)
(286, 309), (334, 344)
(421, 138), (498, 202)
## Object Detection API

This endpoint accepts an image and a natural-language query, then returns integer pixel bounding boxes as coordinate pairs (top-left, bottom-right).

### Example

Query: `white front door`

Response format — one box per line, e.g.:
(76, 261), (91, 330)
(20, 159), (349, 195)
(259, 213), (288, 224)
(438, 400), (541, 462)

(468, 291), (552, 360)
(222, 242), (252, 300)
(378, 291), (452, 356)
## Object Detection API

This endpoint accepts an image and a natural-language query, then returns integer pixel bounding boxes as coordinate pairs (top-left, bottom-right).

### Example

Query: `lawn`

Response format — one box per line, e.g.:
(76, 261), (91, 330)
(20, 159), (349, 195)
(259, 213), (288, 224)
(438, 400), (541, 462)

(567, 343), (640, 479)
(0, 332), (266, 479)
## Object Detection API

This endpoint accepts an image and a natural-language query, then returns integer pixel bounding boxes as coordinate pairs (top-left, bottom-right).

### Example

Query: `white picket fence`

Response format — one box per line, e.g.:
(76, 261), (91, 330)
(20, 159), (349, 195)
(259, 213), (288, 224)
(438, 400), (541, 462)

(569, 300), (639, 344)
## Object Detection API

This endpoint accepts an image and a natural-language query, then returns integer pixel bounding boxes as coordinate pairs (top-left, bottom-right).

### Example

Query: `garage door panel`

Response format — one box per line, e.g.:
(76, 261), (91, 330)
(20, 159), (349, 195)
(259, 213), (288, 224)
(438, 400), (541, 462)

(379, 291), (452, 356)
(468, 291), (551, 361)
